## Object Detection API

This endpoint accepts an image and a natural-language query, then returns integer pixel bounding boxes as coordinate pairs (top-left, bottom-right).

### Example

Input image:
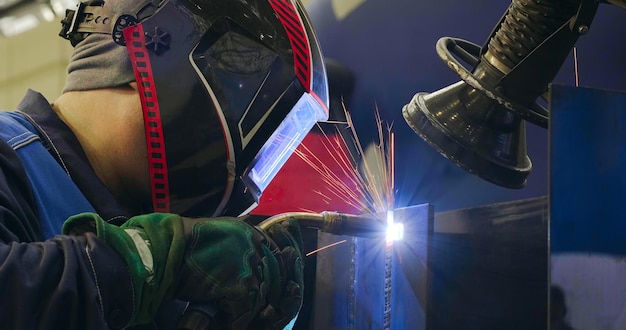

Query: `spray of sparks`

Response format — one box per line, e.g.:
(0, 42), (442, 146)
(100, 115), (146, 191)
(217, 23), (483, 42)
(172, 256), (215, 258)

(295, 103), (396, 216)
(295, 102), (397, 256)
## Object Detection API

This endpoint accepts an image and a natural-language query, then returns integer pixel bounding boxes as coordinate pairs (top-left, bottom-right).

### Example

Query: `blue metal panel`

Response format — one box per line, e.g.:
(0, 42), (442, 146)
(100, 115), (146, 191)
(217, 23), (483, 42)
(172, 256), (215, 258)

(550, 84), (626, 255)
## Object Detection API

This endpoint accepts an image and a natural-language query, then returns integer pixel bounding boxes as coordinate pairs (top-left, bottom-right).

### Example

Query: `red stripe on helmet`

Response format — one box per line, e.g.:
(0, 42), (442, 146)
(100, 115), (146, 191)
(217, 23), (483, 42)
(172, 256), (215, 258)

(124, 24), (171, 213)
(268, 0), (312, 92)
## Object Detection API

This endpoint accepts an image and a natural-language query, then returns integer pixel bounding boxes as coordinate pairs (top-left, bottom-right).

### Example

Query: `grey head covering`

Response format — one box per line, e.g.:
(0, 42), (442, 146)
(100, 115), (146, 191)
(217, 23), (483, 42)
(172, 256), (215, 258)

(63, 33), (134, 92)
(62, 0), (156, 92)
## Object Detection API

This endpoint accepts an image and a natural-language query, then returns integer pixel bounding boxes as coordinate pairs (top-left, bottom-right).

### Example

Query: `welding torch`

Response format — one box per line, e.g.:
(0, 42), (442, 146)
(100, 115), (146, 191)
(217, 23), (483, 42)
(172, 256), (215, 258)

(176, 211), (390, 330)
(257, 210), (387, 237)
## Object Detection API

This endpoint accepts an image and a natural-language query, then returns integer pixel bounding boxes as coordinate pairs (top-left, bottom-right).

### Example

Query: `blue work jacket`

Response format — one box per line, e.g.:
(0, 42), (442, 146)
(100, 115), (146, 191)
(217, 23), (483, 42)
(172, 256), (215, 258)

(0, 90), (134, 329)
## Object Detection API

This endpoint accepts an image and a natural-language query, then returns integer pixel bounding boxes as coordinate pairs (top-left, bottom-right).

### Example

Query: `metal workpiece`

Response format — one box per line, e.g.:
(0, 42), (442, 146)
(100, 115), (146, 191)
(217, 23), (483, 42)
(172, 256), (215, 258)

(429, 196), (548, 329)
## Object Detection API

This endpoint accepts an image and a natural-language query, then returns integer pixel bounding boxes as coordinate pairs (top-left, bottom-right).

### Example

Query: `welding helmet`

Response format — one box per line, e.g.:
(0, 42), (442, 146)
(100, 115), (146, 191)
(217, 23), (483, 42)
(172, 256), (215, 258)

(60, 0), (329, 216)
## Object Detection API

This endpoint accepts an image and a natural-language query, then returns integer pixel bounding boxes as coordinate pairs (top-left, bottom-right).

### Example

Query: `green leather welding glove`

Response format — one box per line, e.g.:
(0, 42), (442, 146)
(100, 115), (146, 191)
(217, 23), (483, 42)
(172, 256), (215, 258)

(62, 212), (304, 329)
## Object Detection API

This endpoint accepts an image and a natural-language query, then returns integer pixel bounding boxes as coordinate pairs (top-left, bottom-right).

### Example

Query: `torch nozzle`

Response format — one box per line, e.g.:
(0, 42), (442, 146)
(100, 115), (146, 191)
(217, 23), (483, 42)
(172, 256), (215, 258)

(258, 211), (386, 238)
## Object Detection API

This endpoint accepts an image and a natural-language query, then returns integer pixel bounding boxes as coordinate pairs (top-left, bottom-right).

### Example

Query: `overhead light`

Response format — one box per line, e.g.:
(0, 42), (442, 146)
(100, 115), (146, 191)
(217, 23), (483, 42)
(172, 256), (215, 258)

(0, 0), (23, 11)
(39, 4), (54, 21)
(402, 0), (600, 188)
(50, 0), (77, 17)
(0, 0), (78, 37)
(0, 14), (39, 37)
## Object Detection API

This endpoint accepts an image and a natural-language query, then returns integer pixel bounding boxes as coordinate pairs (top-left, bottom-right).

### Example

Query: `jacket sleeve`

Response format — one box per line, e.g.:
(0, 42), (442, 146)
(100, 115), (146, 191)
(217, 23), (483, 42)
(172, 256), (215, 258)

(0, 139), (136, 330)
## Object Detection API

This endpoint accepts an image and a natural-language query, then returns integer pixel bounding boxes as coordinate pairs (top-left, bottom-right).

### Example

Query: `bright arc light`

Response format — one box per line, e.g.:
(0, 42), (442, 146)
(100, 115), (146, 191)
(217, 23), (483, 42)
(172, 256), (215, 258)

(386, 210), (404, 242)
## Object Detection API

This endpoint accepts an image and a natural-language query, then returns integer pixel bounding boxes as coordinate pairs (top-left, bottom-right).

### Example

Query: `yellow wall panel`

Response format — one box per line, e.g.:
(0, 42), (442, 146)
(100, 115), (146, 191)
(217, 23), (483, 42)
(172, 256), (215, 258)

(0, 19), (72, 109)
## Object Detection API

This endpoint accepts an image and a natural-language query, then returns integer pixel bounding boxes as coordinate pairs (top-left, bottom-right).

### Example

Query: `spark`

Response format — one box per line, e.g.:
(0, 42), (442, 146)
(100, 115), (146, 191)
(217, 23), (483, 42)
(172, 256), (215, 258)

(573, 46), (579, 87)
(305, 239), (348, 257)
(295, 102), (396, 215)
(295, 133), (368, 209)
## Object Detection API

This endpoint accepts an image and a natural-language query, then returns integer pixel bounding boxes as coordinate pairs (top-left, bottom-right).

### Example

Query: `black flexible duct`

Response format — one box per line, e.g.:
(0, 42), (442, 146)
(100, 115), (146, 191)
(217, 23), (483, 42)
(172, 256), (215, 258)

(488, 0), (581, 70)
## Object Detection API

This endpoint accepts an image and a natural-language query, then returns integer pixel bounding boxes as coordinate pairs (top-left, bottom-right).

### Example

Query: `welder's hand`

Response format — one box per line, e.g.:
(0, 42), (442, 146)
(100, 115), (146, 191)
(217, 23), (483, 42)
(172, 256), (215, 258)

(250, 217), (304, 328)
(176, 216), (304, 329)
(62, 212), (304, 329)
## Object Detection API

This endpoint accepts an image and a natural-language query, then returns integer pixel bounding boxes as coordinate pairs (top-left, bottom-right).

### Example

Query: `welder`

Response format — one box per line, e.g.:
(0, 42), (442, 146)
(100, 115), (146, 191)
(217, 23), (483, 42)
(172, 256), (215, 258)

(0, 0), (329, 328)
